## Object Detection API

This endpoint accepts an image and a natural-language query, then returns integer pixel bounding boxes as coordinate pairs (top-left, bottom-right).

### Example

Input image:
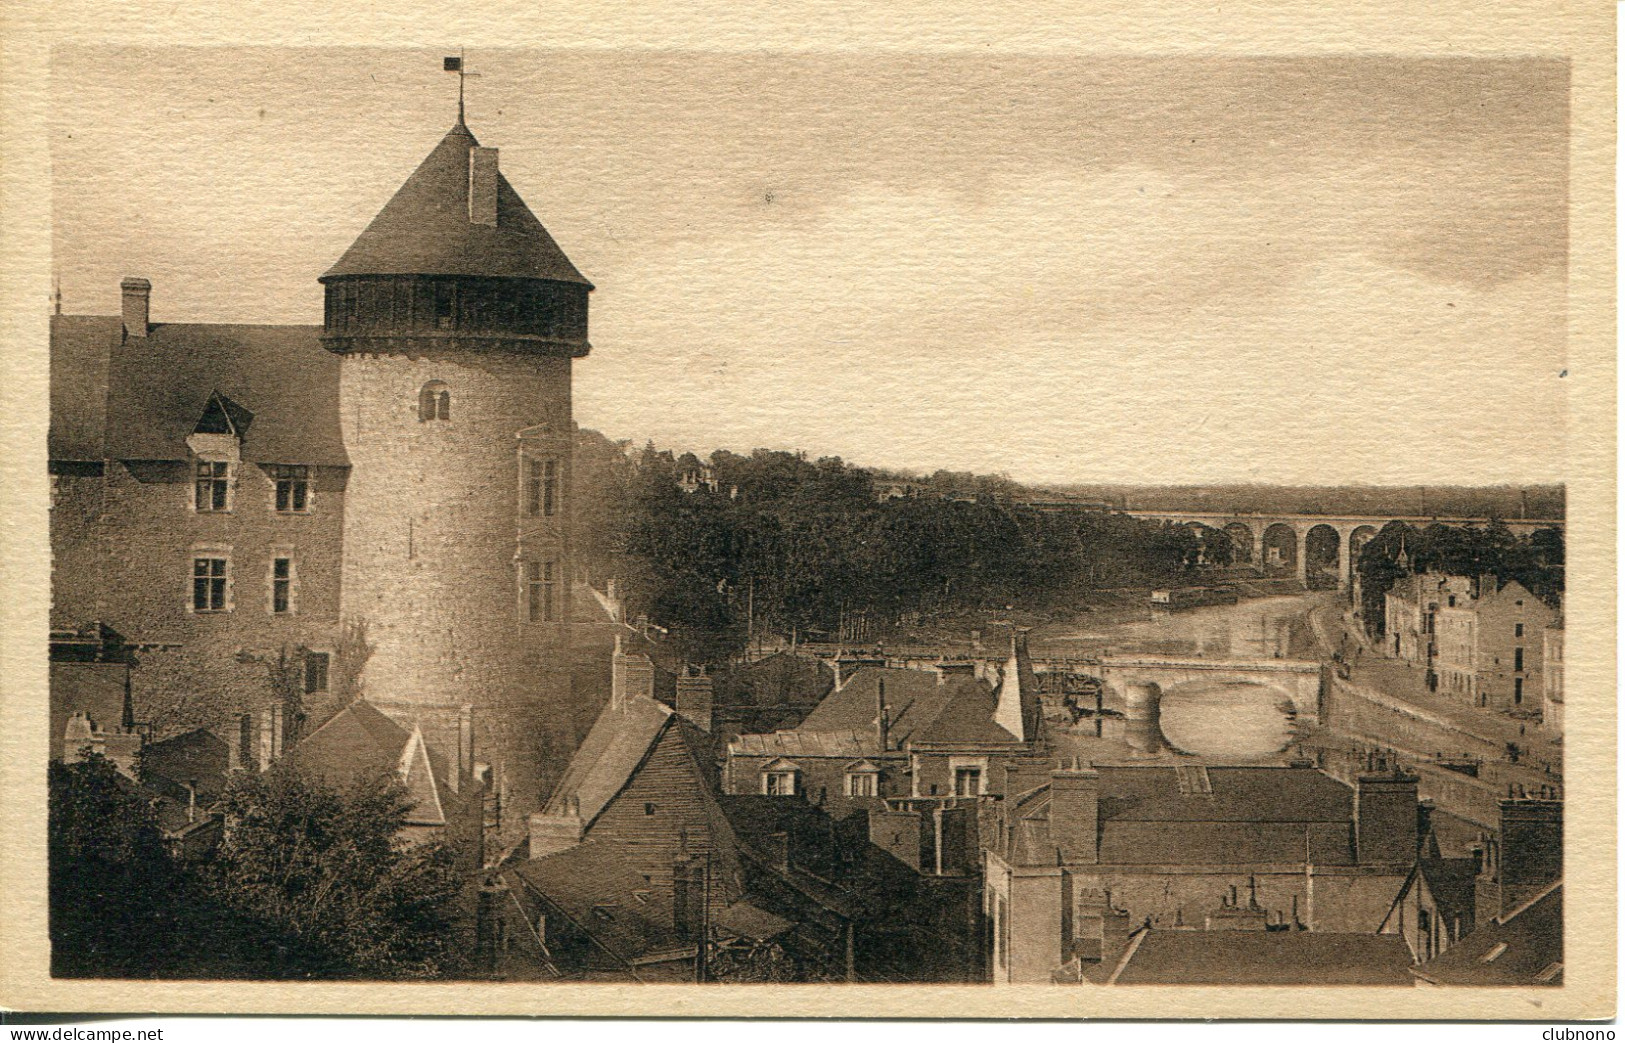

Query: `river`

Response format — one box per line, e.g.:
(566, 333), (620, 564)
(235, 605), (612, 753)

(1030, 592), (1328, 760)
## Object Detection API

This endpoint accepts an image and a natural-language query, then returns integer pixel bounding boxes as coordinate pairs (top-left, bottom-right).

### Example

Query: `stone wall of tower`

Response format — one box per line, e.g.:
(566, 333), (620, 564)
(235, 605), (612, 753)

(337, 346), (580, 830)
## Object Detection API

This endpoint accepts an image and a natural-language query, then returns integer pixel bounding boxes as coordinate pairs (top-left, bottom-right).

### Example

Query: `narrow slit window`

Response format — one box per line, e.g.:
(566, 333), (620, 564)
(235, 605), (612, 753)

(527, 559), (558, 622)
(271, 557), (292, 614)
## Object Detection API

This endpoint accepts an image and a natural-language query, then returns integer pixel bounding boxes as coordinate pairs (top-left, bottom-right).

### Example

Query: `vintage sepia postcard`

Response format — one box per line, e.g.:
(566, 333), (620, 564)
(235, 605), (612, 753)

(0, 0), (1615, 1023)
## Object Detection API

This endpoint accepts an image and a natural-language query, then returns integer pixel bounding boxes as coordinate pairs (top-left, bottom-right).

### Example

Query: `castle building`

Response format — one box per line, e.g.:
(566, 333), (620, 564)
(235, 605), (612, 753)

(49, 112), (597, 839)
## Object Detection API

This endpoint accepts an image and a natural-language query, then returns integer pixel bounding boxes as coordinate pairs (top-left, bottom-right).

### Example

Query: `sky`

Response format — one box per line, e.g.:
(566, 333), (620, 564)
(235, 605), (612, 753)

(49, 47), (1569, 486)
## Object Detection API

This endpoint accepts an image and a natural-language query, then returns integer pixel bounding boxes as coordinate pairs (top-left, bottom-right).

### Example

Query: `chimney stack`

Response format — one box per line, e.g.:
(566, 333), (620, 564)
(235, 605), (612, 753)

(529, 796), (585, 859)
(1049, 759), (1100, 865)
(1490, 797), (1562, 918)
(1354, 770), (1420, 865)
(468, 147), (499, 226)
(675, 669), (714, 733)
(121, 277), (150, 338)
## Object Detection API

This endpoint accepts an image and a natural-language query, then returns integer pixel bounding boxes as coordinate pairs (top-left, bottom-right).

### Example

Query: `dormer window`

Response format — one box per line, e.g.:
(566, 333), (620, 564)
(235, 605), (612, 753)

(419, 381), (451, 422)
(760, 758), (799, 796)
(844, 759), (881, 797)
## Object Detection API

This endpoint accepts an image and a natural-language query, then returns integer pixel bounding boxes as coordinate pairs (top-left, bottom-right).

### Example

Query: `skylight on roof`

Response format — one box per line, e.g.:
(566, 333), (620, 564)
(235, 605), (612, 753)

(1481, 941), (1510, 963)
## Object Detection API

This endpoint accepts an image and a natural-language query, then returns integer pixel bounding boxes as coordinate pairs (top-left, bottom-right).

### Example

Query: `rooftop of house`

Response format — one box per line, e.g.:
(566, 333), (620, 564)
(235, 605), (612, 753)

(540, 694), (700, 829)
(1417, 856), (1480, 928)
(999, 764), (1362, 867)
(323, 122), (591, 286)
(1108, 929), (1415, 986)
(1412, 881), (1563, 986)
(740, 664), (1023, 759)
(49, 313), (346, 465)
(283, 699), (461, 827)
(506, 840), (696, 970)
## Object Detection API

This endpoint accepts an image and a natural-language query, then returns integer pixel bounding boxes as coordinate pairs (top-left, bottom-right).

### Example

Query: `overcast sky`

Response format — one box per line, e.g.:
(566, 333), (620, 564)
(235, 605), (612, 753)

(50, 47), (1568, 486)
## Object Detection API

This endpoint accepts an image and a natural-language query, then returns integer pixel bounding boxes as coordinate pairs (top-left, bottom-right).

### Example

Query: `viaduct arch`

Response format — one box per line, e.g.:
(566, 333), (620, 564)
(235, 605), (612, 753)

(1126, 511), (1565, 592)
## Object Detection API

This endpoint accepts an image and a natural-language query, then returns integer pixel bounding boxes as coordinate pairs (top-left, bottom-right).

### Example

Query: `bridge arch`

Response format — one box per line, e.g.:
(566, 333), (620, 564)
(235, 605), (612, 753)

(1155, 677), (1303, 758)
(1223, 522), (1257, 565)
(1261, 522), (1300, 577)
(1347, 525), (1379, 588)
(1304, 523), (1341, 590)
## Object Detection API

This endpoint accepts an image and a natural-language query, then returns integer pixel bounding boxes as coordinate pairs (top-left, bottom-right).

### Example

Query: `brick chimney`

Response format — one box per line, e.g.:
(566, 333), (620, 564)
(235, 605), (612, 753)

(1479, 797), (1562, 919)
(1049, 759), (1100, 865)
(675, 669), (714, 733)
(121, 277), (150, 338)
(528, 796), (585, 859)
(611, 635), (655, 710)
(468, 146), (499, 225)
(1354, 771), (1419, 864)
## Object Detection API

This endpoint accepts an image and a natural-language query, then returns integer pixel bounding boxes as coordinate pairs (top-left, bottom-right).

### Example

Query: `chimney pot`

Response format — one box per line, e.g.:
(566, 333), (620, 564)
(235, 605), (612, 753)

(121, 277), (150, 338)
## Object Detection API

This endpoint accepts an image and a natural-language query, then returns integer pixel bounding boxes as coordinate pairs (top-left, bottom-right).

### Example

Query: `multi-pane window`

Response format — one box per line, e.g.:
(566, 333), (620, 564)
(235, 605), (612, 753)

(525, 458), (559, 517)
(846, 771), (878, 797)
(527, 559), (558, 623)
(304, 652), (330, 695)
(763, 771), (796, 797)
(195, 460), (230, 512)
(953, 767), (983, 797)
(192, 557), (228, 612)
(271, 557), (293, 614)
(271, 465), (310, 513)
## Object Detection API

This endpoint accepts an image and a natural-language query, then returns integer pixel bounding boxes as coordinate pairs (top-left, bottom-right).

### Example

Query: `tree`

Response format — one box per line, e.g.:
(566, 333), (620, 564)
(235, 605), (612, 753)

(49, 756), (187, 977)
(203, 767), (466, 979)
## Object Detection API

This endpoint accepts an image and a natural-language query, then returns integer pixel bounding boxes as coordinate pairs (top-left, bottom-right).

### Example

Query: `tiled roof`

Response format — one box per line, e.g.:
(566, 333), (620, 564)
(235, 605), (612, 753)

(1413, 881), (1562, 986)
(1005, 766), (1359, 867)
(796, 667), (993, 747)
(323, 122), (591, 286)
(728, 729), (879, 759)
(1097, 765), (1353, 823)
(508, 841), (694, 967)
(50, 315), (349, 466)
(284, 700), (457, 826)
(1418, 857), (1480, 928)
(49, 315), (116, 460)
(913, 683), (1018, 745)
(541, 695), (674, 828)
(1110, 930), (1414, 986)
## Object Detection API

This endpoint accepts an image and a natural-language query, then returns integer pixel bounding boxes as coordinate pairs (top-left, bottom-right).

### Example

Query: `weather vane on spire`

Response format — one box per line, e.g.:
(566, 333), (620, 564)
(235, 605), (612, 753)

(444, 50), (481, 126)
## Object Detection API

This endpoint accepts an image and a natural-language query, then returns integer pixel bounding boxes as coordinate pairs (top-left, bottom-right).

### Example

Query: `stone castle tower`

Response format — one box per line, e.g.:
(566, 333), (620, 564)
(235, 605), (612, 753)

(320, 118), (591, 831)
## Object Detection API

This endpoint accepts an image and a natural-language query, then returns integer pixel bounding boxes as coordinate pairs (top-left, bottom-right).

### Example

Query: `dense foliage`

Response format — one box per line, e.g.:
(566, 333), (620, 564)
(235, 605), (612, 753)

(204, 769), (466, 979)
(49, 756), (464, 980)
(574, 435), (1222, 665)
(1356, 521), (1565, 632)
(49, 757), (189, 977)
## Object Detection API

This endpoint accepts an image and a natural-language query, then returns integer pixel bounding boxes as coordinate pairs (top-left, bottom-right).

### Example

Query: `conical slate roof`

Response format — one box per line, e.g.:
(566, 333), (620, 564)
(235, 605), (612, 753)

(322, 122), (592, 286)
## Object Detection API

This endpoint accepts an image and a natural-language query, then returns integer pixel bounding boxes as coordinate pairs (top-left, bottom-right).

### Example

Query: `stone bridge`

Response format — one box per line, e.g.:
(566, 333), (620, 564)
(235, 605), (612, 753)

(1125, 510), (1564, 590)
(1080, 654), (1325, 727)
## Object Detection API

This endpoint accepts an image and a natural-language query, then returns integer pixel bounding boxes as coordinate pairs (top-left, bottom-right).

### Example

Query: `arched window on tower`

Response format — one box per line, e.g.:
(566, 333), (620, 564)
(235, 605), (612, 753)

(419, 381), (451, 422)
